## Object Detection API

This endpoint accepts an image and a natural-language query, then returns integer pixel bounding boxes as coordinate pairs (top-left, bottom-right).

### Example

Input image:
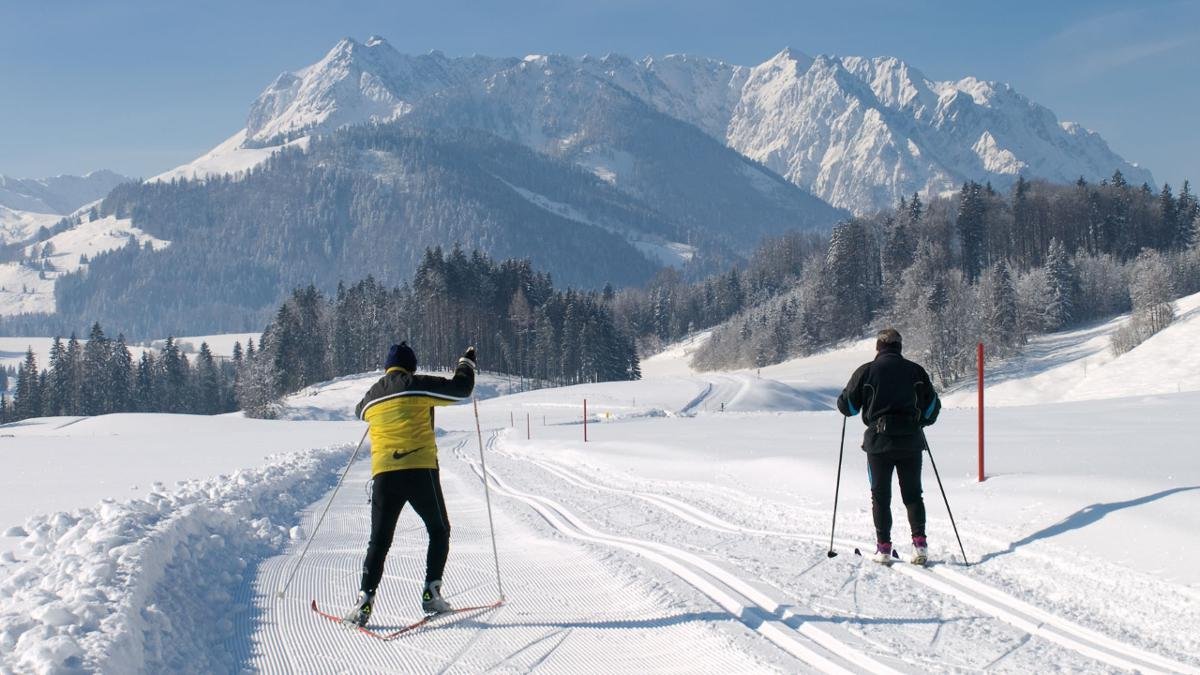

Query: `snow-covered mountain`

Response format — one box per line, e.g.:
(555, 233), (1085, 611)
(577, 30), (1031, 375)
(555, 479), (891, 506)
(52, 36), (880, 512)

(201, 38), (1150, 214)
(0, 170), (129, 215)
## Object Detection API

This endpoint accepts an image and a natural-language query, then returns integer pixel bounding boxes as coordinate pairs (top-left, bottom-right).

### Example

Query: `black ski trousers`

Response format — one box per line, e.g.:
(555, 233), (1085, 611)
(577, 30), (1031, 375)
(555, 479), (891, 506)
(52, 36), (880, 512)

(866, 449), (926, 543)
(359, 468), (450, 595)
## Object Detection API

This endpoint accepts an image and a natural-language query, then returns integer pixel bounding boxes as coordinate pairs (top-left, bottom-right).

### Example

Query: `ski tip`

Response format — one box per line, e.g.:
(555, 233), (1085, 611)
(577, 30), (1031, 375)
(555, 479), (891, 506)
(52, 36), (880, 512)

(310, 599), (318, 610)
(826, 550), (838, 558)
(892, 549), (900, 559)
(853, 547), (862, 556)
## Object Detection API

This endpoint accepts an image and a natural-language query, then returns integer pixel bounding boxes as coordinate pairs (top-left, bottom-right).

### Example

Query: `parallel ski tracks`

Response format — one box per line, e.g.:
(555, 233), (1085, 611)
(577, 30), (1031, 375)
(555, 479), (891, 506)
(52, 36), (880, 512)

(460, 433), (904, 675)
(495, 442), (1197, 675)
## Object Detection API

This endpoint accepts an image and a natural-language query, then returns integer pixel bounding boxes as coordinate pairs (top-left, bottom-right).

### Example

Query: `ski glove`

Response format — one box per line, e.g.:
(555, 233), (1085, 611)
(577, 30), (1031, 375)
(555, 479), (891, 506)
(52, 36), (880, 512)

(460, 347), (477, 370)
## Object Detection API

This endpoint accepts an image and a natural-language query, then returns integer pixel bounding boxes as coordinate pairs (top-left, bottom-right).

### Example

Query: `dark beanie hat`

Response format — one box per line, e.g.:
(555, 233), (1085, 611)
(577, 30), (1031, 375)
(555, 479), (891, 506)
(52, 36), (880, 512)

(385, 342), (417, 372)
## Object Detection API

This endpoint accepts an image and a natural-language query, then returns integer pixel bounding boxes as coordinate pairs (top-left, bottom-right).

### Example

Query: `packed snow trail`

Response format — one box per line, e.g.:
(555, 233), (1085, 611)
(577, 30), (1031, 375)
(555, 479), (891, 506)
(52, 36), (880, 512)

(478, 422), (1199, 673)
(246, 436), (783, 673)
(502, 447), (1195, 673)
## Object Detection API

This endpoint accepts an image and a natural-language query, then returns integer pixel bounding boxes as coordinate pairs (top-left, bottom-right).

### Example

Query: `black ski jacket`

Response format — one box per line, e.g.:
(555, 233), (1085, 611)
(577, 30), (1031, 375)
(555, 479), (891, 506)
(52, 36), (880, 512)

(836, 345), (940, 454)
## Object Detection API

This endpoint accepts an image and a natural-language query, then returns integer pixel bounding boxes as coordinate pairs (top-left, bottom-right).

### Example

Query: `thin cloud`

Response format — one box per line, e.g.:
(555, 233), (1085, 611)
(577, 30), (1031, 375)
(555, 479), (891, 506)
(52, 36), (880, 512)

(1042, 6), (1200, 79)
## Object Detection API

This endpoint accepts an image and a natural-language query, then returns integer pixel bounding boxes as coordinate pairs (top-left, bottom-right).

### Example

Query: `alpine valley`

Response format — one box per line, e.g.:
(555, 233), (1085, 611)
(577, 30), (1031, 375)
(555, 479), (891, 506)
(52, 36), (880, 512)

(0, 37), (1151, 337)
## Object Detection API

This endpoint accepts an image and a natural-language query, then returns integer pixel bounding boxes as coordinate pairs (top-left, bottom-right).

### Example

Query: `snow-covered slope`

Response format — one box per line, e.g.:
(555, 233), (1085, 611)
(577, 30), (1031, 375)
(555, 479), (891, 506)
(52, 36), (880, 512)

(0, 171), (129, 215)
(0, 206), (59, 246)
(0, 214), (169, 316)
(147, 130), (310, 184)
(2, 333), (1198, 672)
(206, 38), (1148, 215)
(645, 289), (1200, 410)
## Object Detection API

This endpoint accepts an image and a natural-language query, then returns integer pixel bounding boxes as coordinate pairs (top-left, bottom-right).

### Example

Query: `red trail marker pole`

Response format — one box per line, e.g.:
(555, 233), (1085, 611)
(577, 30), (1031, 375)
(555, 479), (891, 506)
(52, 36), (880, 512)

(978, 342), (985, 482)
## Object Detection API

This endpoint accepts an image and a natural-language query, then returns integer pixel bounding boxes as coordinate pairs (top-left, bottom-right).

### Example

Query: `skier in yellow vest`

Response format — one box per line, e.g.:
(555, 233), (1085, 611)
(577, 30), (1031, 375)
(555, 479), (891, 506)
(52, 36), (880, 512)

(344, 342), (476, 626)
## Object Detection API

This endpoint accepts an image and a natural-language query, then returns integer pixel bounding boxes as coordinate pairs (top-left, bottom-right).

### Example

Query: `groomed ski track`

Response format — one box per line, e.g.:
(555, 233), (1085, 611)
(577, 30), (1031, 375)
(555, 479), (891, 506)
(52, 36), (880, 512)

(246, 415), (1198, 672)
(248, 434), (783, 673)
(487, 438), (1194, 674)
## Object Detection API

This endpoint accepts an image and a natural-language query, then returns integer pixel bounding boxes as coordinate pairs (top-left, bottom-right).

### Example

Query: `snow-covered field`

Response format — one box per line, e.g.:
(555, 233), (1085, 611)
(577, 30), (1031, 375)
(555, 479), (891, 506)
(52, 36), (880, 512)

(2, 299), (1199, 672)
(0, 214), (169, 317)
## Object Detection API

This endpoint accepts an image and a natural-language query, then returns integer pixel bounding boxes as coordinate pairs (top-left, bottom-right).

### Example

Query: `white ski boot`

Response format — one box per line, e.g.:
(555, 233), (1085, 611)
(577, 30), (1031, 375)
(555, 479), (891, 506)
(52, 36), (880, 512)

(421, 580), (452, 614)
(871, 542), (895, 565)
(344, 590), (374, 627)
(911, 536), (929, 566)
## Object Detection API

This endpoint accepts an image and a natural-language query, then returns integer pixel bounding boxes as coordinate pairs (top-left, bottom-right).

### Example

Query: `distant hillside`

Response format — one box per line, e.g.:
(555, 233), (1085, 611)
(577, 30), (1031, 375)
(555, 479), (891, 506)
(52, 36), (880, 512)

(0, 170), (129, 215)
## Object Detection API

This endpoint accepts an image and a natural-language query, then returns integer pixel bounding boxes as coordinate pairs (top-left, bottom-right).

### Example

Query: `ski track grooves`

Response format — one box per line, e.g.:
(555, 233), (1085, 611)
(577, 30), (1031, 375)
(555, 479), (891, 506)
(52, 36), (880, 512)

(504, 444), (1196, 675)
(462, 432), (899, 675)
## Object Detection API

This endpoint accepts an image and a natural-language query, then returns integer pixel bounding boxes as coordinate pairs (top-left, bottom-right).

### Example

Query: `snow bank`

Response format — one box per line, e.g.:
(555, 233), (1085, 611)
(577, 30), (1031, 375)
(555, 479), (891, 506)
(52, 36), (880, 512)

(0, 444), (350, 674)
(724, 376), (832, 412)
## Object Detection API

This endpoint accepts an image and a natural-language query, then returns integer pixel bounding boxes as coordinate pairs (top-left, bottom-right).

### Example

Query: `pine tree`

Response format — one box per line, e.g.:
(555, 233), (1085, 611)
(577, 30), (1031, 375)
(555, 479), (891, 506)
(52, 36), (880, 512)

(195, 342), (222, 414)
(109, 334), (134, 412)
(1176, 181), (1197, 249)
(65, 334), (82, 415)
(14, 348), (41, 420)
(882, 215), (914, 285)
(136, 351), (158, 412)
(957, 182), (987, 281)
(82, 322), (111, 415)
(1158, 184), (1178, 250)
(825, 219), (880, 338)
(1044, 238), (1076, 330)
(979, 261), (1020, 353)
(45, 337), (67, 416)
(160, 338), (190, 413)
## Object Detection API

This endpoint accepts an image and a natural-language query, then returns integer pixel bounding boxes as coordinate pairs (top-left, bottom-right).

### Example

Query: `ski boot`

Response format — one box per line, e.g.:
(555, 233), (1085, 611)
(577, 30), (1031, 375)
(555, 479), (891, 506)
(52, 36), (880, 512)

(343, 590), (374, 627)
(911, 536), (929, 566)
(871, 541), (895, 565)
(421, 580), (452, 614)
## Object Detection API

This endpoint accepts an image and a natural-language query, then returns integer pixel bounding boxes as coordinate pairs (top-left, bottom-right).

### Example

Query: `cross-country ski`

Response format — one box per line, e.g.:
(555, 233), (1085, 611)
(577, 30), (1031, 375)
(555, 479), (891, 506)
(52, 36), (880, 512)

(310, 598), (504, 641)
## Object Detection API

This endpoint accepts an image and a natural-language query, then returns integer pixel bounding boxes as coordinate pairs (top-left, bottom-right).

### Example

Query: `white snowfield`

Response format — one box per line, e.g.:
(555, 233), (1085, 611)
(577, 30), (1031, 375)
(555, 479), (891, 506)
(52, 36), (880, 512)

(2, 304), (1199, 672)
(0, 214), (169, 317)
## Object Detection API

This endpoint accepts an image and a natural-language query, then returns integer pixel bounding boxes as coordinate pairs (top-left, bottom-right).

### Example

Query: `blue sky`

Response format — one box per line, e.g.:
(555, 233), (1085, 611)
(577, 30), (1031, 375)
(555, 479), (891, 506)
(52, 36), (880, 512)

(1, 0), (1196, 188)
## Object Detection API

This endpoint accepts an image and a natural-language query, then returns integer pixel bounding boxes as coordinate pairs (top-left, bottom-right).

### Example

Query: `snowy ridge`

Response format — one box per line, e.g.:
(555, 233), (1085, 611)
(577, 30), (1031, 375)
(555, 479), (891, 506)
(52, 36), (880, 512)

(209, 38), (1148, 215)
(0, 171), (129, 216)
(0, 444), (351, 673)
(0, 206), (59, 246)
(147, 131), (311, 184)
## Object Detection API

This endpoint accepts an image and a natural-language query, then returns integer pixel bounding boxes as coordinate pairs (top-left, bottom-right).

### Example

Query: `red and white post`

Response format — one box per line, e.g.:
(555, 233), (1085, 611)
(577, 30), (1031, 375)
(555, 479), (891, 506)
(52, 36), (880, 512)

(977, 342), (985, 482)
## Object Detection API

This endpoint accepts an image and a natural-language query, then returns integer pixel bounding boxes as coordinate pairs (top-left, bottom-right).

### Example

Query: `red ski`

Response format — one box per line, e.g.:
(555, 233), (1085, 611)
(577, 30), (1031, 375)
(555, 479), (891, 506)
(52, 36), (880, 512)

(311, 598), (504, 641)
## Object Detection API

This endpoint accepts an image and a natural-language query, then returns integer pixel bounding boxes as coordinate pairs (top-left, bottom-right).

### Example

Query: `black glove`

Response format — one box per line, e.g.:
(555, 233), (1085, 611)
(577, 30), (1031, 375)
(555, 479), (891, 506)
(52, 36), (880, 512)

(461, 346), (477, 366)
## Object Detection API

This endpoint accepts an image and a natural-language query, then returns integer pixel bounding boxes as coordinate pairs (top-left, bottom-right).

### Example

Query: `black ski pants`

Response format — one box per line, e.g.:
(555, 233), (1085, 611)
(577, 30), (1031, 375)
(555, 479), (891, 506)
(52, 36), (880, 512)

(360, 468), (450, 595)
(866, 449), (926, 543)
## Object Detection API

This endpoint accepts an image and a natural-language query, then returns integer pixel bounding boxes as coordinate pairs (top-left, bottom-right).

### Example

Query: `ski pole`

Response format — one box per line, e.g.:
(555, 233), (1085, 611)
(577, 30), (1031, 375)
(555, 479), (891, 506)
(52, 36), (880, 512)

(925, 443), (969, 566)
(473, 398), (506, 601)
(827, 415), (847, 558)
(276, 426), (369, 599)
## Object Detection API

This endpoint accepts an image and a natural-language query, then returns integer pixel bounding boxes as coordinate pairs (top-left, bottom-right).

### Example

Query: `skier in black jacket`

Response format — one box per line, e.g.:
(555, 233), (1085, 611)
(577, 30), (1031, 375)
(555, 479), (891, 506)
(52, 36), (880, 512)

(836, 328), (940, 564)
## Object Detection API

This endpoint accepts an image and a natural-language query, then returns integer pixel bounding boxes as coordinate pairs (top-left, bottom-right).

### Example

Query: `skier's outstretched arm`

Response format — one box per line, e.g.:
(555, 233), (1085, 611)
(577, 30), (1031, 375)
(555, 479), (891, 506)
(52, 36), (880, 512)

(411, 347), (477, 405)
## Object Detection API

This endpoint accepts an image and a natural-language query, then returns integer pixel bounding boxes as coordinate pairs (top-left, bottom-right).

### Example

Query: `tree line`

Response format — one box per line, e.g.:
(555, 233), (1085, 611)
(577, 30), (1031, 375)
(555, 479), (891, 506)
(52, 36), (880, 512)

(236, 246), (641, 417)
(3, 325), (239, 423)
(629, 173), (1200, 383)
(3, 248), (641, 421)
